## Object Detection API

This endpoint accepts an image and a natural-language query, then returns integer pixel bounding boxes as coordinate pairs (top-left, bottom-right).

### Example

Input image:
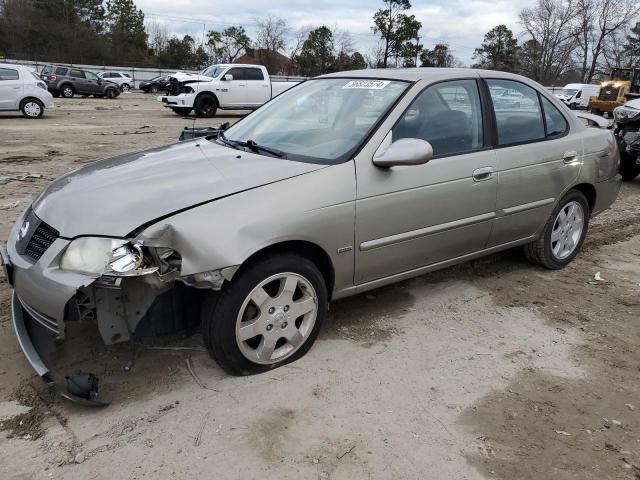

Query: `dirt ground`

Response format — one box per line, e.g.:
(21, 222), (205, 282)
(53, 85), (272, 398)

(1, 92), (640, 480)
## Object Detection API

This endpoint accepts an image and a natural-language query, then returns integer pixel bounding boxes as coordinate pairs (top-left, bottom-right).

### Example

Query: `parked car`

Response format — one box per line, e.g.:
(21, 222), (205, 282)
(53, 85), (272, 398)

(40, 65), (121, 99)
(555, 83), (601, 110)
(613, 98), (640, 181)
(0, 63), (54, 118)
(139, 75), (170, 93)
(158, 64), (299, 117)
(97, 71), (134, 91)
(1, 69), (621, 405)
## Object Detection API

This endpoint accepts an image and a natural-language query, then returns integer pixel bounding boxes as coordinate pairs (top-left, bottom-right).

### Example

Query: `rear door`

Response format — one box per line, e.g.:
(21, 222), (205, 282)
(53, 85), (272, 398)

(0, 67), (22, 109)
(485, 78), (581, 247)
(244, 67), (270, 106)
(69, 68), (90, 93)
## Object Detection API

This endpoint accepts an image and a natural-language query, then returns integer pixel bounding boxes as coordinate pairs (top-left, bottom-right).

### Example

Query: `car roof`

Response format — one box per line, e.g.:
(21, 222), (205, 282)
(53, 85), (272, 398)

(317, 67), (537, 84)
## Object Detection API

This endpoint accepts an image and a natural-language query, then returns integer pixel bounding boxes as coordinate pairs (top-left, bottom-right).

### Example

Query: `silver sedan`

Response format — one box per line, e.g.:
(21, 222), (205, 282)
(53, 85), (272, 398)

(2, 68), (621, 404)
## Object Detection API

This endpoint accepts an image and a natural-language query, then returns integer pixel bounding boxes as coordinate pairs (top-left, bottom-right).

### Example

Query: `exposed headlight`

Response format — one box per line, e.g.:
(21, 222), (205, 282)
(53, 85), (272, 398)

(60, 237), (157, 277)
(614, 105), (640, 123)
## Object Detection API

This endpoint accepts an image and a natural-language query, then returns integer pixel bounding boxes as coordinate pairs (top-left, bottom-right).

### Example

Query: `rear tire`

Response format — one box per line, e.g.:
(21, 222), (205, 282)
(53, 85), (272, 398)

(150, 86), (159, 93)
(105, 88), (118, 99)
(60, 84), (74, 98)
(202, 253), (327, 375)
(524, 190), (589, 269)
(194, 94), (218, 118)
(171, 107), (192, 116)
(120, 83), (131, 92)
(620, 152), (640, 181)
(20, 99), (44, 119)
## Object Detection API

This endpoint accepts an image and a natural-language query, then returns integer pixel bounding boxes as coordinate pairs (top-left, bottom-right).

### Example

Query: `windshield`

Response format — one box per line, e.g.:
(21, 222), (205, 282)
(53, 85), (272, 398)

(201, 65), (226, 78)
(560, 88), (578, 96)
(221, 78), (409, 164)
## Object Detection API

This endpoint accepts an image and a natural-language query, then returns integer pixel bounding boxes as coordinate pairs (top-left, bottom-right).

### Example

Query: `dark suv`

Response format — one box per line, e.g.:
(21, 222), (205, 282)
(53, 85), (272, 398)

(40, 65), (121, 99)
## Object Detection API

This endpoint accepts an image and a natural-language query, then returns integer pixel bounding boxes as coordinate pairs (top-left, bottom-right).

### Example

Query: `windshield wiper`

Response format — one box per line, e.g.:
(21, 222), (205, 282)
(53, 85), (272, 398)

(216, 133), (240, 150)
(230, 138), (286, 158)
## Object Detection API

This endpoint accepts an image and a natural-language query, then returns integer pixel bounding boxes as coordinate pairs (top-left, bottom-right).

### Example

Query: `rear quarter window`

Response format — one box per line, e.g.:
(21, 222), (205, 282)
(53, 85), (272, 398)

(0, 68), (19, 80)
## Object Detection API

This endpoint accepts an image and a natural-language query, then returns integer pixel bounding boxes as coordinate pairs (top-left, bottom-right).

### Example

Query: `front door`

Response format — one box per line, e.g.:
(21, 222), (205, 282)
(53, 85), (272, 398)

(484, 79), (581, 247)
(0, 67), (22, 109)
(355, 79), (497, 284)
(218, 67), (247, 106)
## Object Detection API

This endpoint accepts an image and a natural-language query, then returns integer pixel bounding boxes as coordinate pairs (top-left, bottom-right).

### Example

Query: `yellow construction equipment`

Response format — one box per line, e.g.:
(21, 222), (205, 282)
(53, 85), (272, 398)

(589, 67), (640, 115)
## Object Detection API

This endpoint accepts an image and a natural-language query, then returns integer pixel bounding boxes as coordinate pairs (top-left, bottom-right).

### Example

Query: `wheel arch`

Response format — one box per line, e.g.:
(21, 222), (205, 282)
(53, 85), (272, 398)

(19, 96), (44, 109)
(236, 240), (335, 300)
(194, 90), (219, 107)
(571, 182), (596, 214)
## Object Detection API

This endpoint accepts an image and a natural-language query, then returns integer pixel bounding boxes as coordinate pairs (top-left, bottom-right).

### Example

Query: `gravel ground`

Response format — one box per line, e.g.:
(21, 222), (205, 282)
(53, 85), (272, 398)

(1, 92), (640, 480)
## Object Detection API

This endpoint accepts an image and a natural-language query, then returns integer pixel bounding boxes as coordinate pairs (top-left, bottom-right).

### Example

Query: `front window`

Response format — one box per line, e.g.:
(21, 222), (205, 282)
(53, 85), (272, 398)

(560, 89), (578, 97)
(220, 78), (409, 164)
(201, 65), (226, 78)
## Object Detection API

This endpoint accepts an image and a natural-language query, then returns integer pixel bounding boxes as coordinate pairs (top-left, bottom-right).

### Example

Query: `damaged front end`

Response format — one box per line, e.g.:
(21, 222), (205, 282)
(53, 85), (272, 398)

(3, 209), (233, 407)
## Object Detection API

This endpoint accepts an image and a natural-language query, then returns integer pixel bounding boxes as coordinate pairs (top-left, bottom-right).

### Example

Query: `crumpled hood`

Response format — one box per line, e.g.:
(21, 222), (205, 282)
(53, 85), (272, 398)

(33, 140), (326, 238)
(623, 97), (640, 110)
(169, 72), (214, 84)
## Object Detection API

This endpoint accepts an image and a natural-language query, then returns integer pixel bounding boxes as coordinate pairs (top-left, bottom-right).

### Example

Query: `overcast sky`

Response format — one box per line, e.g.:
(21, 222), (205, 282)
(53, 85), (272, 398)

(135, 0), (532, 65)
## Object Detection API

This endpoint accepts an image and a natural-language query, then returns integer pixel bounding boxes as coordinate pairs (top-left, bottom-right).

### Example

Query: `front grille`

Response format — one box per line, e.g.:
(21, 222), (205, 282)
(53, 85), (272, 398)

(599, 86), (620, 101)
(25, 221), (59, 261)
(168, 78), (180, 96)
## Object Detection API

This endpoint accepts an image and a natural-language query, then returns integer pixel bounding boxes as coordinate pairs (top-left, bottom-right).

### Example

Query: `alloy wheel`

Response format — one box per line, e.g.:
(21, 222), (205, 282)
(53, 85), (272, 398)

(551, 200), (584, 260)
(235, 272), (318, 365)
(23, 101), (41, 118)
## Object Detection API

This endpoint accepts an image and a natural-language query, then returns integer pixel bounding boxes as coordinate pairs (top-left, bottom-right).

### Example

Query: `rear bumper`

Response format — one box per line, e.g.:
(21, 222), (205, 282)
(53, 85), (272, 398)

(593, 174), (622, 216)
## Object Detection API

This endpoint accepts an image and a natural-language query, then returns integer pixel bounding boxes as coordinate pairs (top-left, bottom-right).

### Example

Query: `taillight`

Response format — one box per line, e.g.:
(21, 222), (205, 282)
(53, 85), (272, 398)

(50, 74), (57, 81)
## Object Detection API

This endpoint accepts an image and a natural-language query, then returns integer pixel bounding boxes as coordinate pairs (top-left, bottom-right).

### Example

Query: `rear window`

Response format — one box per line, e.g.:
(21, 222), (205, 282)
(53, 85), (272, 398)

(41, 65), (52, 75)
(0, 68), (19, 80)
(55, 67), (68, 75)
(245, 68), (264, 81)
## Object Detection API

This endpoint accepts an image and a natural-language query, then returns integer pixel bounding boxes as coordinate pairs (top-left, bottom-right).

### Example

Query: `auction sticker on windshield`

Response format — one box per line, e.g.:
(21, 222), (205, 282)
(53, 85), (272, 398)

(343, 80), (391, 89)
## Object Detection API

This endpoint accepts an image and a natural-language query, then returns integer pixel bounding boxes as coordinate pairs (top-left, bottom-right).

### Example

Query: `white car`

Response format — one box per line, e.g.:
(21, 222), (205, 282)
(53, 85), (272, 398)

(158, 64), (300, 117)
(97, 71), (134, 91)
(555, 83), (601, 109)
(0, 63), (54, 119)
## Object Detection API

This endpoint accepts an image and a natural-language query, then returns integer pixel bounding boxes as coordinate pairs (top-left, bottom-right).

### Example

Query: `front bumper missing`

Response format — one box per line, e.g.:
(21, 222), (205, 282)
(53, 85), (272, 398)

(3, 241), (112, 406)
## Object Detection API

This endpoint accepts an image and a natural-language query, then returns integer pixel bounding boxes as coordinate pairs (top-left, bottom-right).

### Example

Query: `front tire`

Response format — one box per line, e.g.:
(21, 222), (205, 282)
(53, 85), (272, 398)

(194, 94), (218, 118)
(20, 99), (44, 119)
(202, 253), (327, 375)
(171, 107), (192, 116)
(524, 190), (589, 269)
(620, 152), (640, 181)
(150, 86), (159, 93)
(105, 88), (118, 99)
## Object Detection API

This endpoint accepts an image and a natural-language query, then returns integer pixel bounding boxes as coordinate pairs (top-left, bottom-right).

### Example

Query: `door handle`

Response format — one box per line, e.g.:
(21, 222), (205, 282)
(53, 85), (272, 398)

(473, 166), (494, 182)
(563, 150), (578, 163)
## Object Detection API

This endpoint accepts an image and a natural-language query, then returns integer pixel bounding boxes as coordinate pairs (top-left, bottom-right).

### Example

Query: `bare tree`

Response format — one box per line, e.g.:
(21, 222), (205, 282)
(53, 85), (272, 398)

(520, 0), (577, 84)
(288, 26), (312, 74)
(254, 16), (288, 52)
(147, 18), (169, 56)
(603, 26), (640, 71)
(584, 0), (640, 81)
(365, 41), (386, 68)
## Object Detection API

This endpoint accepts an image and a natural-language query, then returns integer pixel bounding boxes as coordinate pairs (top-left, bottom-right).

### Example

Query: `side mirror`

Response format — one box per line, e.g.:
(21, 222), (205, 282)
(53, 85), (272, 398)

(373, 137), (433, 167)
(223, 74), (233, 81)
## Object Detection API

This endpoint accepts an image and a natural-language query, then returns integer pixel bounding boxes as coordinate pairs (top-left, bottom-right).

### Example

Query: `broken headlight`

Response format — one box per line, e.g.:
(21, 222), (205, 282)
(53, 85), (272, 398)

(614, 105), (640, 123)
(60, 237), (158, 277)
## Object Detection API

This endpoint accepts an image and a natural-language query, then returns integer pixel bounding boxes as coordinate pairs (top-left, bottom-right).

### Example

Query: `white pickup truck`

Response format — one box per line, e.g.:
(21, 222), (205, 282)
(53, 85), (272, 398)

(158, 64), (300, 118)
